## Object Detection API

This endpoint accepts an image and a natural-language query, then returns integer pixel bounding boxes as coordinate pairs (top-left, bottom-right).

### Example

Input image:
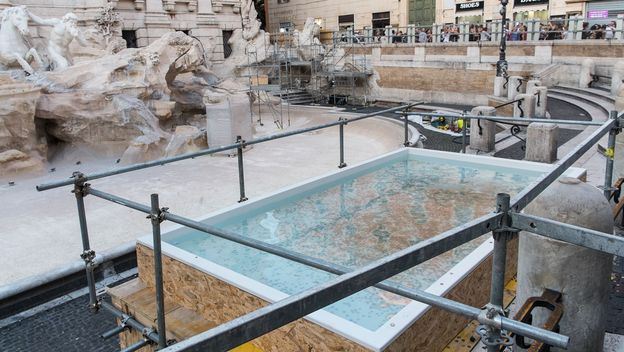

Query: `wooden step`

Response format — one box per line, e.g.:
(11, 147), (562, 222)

(108, 278), (263, 350)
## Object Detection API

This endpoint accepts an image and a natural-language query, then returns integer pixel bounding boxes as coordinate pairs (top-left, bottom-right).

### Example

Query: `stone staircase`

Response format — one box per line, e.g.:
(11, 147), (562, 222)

(274, 90), (316, 105)
(548, 85), (616, 118)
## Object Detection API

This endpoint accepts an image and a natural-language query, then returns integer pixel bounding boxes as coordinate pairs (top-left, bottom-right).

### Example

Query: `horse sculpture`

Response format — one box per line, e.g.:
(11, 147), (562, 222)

(0, 6), (43, 74)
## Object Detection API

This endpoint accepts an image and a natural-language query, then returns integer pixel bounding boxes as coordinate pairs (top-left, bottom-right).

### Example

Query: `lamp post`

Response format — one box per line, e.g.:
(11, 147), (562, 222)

(496, 0), (509, 78)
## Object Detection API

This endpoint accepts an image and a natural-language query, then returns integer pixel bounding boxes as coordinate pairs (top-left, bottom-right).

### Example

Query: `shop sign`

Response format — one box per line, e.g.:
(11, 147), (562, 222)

(587, 10), (609, 19)
(513, 0), (549, 6)
(456, 1), (484, 11)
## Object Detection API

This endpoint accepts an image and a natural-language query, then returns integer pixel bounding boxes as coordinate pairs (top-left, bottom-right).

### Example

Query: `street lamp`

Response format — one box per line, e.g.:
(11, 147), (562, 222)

(496, 0), (509, 78)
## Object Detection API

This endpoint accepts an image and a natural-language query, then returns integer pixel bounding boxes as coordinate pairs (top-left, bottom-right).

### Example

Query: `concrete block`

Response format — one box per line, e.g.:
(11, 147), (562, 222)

(579, 58), (595, 88)
(205, 94), (252, 154)
(494, 76), (506, 97)
(526, 79), (541, 94)
(611, 61), (624, 96)
(533, 87), (548, 118)
(469, 106), (496, 153)
(514, 93), (535, 118)
(516, 177), (613, 352)
(525, 123), (557, 163)
(507, 76), (524, 100)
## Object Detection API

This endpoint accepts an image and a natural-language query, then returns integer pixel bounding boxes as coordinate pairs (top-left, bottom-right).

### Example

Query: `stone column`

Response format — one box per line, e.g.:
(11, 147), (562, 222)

(459, 22), (468, 42)
(508, 76), (524, 100)
(566, 17), (577, 41)
(385, 25), (393, 43)
(514, 93), (535, 118)
(528, 19), (540, 41)
(611, 61), (624, 96)
(469, 106), (496, 153)
(579, 59), (595, 88)
(616, 16), (624, 40)
(492, 20), (502, 42)
(532, 87), (548, 118)
(516, 177), (613, 352)
(432, 24), (441, 43)
(407, 24), (416, 44)
(364, 26), (373, 44)
(525, 123), (557, 163)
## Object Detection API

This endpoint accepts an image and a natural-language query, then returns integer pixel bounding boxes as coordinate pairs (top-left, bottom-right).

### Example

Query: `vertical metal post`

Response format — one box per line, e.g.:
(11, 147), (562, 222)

(403, 111), (410, 147)
(236, 136), (248, 202)
(604, 111), (618, 199)
(496, 0), (509, 80)
(150, 194), (167, 349)
(338, 117), (347, 168)
(72, 172), (98, 312)
(484, 193), (514, 352)
(461, 112), (467, 154)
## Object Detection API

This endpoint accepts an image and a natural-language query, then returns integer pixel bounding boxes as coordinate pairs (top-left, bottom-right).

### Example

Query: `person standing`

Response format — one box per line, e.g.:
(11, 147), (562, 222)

(605, 21), (616, 40)
(479, 25), (491, 41)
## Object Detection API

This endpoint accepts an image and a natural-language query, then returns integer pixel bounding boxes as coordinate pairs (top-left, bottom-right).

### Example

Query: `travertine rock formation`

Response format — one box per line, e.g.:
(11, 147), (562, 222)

(0, 74), (43, 175)
(34, 31), (206, 156)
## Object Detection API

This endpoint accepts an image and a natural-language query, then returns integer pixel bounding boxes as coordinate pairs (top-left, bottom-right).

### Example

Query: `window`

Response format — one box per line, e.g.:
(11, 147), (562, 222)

(222, 30), (233, 58)
(279, 22), (294, 32)
(122, 30), (138, 48)
(338, 14), (354, 31)
(372, 12), (390, 29)
(277, 0), (289, 3)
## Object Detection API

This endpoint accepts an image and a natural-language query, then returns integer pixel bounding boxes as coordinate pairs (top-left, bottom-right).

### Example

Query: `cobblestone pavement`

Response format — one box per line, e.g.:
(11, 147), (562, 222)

(0, 295), (119, 352)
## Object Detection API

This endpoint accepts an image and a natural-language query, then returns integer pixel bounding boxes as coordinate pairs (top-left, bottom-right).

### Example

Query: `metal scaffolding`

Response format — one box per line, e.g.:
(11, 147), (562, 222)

(34, 106), (624, 352)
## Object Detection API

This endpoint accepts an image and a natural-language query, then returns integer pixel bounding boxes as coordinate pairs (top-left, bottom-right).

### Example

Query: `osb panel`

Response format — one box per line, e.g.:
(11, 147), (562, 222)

(137, 244), (369, 352)
(375, 66), (494, 94)
(426, 46), (467, 56)
(386, 237), (518, 352)
(344, 46), (373, 55)
(481, 46), (535, 57)
(119, 319), (155, 352)
(552, 45), (624, 58)
(381, 47), (415, 55)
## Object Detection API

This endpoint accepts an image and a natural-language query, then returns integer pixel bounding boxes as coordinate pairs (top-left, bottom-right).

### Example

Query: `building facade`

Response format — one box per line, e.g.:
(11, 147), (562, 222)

(439, 0), (623, 25)
(265, 0), (412, 33)
(4, 0), (243, 61)
(266, 0), (622, 33)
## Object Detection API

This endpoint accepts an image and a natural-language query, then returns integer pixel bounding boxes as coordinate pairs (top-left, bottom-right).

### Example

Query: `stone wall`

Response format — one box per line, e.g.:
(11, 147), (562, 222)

(337, 41), (624, 105)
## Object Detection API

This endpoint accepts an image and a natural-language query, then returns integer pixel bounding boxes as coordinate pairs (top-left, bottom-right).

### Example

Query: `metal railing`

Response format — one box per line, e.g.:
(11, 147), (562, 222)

(35, 106), (624, 352)
(330, 17), (624, 45)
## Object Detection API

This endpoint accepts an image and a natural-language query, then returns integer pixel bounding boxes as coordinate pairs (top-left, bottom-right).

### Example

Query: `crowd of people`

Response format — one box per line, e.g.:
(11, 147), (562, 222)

(340, 20), (618, 44)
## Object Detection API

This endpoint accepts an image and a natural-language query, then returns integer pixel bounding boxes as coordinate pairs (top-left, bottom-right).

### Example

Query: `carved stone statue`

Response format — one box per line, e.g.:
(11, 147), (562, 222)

(28, 11), (88, 70)
(0, 6), (43, 74)
(240, 0), (260, 40)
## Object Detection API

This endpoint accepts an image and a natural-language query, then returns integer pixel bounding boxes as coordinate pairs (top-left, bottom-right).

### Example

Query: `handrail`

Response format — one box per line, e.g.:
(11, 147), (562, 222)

(493, 98), (524, 110)
(36, 102), (422, 192)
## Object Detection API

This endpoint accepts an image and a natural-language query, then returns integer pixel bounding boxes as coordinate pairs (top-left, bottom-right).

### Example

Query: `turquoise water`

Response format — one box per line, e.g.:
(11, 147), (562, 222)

(165, 155), (543, 331)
